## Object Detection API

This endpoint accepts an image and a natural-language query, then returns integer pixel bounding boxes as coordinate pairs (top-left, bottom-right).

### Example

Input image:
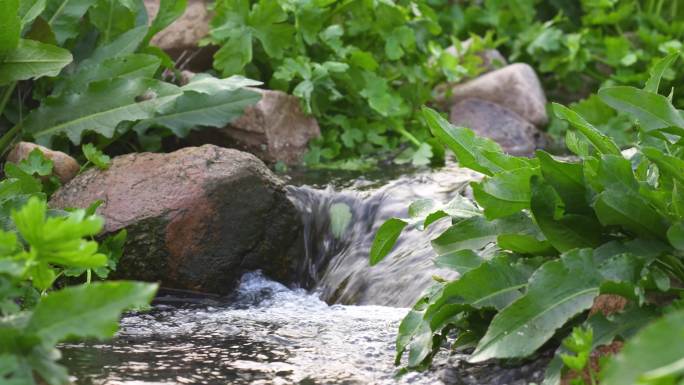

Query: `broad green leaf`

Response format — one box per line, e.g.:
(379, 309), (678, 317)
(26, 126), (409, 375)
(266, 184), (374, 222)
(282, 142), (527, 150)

(644, 52), (679, 93)
(0, 0), (21, 55)
(530, 177), (602, 252)
(497, 234), (555, 255)
(24, 77), (181, 146)
(552, 103), (621, 155)
(537, 151), (590, 215)
(599, 86), (684, 133)
(44, 0), (97, 44)
(422, 107), (534, 176)
(642, 147), (684, 185)
(82, 143), (110, 170)
(180, 74), (262, 94)
(26, 281), (157, 345)
(667, 222), (684, 250)
(369, 218), (408, 265)
(602, 308), (684, 385)
(133, 87), (260, 138)
(18, 148), (53, 176)
(432, 213), (536, 255)
(472, 167), (539, 219)
(0, 39), (72, 85)
(470, 250), (603, 362)
(329, 202), (352, 238)
(88, 0), (140, 43)
(146, 0), (187, 42)
(433, 249), (484, 274)
(18, 0), (47, 28)
(78, 25), (148, 69)
(54, 53), (161, 95)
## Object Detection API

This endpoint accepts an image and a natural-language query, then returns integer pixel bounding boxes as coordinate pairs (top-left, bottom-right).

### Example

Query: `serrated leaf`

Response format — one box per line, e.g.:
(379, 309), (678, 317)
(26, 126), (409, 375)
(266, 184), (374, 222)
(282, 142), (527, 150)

(82, 143), (110, 170)
(18, 148), (53, 176)
(598, 86), (684, 134)
(470, 250), (603, 362)
(0, 39), (72, 85)
(369, 218), (408, 265)
(25, 281), (157, 345)
(24, 77), (181, 146)
(133, 87), (260, 138)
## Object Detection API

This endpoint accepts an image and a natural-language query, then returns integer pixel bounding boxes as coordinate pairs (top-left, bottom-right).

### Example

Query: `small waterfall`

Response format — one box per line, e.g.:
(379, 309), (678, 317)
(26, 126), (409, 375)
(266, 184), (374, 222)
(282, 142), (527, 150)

(286, 165), (481, 307)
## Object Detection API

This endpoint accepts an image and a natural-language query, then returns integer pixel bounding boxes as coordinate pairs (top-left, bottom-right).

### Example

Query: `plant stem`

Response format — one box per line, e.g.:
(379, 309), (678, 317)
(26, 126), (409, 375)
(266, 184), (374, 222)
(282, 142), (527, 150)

(0, 123), (22, 156)
(396, 126), (421, 147)
(0, 82), (17, 117)
(86, 269), (92, 284)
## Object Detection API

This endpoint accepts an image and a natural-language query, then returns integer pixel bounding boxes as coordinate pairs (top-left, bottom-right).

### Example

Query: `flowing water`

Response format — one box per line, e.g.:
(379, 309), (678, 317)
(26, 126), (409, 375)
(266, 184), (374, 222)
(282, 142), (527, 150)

(61, 164), (550, 385)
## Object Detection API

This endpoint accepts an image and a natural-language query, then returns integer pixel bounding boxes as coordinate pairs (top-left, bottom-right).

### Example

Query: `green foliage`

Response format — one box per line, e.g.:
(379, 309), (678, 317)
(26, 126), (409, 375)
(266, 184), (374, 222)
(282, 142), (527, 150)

(370, 55), (684, 384)
(0, 0), (260, 162)
(206, 0), (494, 167)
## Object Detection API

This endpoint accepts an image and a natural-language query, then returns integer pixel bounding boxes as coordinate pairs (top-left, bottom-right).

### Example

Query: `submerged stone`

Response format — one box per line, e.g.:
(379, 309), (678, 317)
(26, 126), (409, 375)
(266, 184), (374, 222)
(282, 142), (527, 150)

(49, 145), (302, 294)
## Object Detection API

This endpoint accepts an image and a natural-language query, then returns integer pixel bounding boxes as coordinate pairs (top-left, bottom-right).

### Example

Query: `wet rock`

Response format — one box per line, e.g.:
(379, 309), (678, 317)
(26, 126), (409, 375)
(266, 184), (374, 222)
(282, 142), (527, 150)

(6, 142), (80, 183)
(437, 349), (553, 385)
(189, 89), (320, 165)
(449, 98), (547, 156)
(444, 63), (548, 126)
(144, 0), (214, 71)
(49, 145), (302, 294)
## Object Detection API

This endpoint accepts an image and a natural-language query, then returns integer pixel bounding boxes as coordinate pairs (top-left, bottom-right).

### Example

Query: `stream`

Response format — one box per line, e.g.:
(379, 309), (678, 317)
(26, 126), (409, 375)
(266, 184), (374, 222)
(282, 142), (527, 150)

(61, 164), (550, 385)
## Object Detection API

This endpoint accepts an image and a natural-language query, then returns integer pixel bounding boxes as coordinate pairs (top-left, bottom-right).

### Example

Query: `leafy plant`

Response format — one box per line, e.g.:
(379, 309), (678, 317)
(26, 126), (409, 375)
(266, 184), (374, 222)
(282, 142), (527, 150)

(205, 0), (497, 168)
(0, 0), (261, 161)
(370, 54), (684, 384)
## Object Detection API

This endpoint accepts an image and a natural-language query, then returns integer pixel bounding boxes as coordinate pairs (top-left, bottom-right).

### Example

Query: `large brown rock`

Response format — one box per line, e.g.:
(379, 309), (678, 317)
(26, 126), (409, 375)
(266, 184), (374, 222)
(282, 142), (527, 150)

(442, 63), (548, 126)
(49, 145), (302, 294)
(449, 98), (548, 156)
(189, 89), (321, 164)
(7, 142), (80, 183)
(144, 0), (214, 71)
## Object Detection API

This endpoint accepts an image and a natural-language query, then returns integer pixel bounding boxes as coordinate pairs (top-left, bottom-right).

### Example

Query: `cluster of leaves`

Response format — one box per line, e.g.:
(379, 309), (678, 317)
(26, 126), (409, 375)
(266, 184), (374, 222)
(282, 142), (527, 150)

(0, 147), (156, 385)
(370, 54), (684, 384)
(0, 0), (261, 163)
(205, 0), (500, 168)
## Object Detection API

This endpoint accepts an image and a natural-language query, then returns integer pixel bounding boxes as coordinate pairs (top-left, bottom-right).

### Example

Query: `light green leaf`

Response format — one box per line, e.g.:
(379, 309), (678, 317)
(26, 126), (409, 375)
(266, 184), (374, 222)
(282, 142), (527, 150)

(180, 74), (262, 94)
(470, 250), (603, 362)
(433, 249), (484, 274)
(472, 167), (539, 219)
(78, 25), (148, 69)
(598, 86), (684, 133)
(26, 281), (157, 345)
(0, 39), (72, 85)
(644, 52), (679, 93)
(18, 0), (47, 27)
(369, 218), (408, 266)
(82, 143), (110, 170)
(18, 148), (53, 176)
(24, 77), (181, 146)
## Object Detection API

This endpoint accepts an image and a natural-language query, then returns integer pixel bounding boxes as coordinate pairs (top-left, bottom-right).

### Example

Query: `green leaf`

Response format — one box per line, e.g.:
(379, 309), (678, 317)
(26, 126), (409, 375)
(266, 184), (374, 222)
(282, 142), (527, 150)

(18, 148), (53, 176)
(82, 143), (110, 170)
(0, 0), (21, 55)
(602, 308), (684, 385)
(432, 213), (536, 255)
(530, 176), (603, 252)
(213, 29), (253, 75)
(470, 250), (603, 362)
(598, 86), (684, 133)
(472, 167), (539, 219)
(11, 197), (107, 268)
(537, 151), (590, 215)
(146, 0), (187, 42)
(644, 52), (679, 93)
(180, 74), (262, 94)
(78, 25), (148, 69)
(0, 39), (72, 85)
(433, 249), (484, 274)
(497, 233), (555, 255)
(18, 0), (46, 28)
(552, 103), (621, 155)
(667, 222), (684, 250)
(329, 202), (352, 239)
(88, 0), (139, 44)
(24, 77), (181, 146)
(26, 281), (157, 345)
(422, 107), (534, 176)
(44, 0), (97, 44)
(642, 146), (684, 185)
(369, 218), (408, 266)
(134, 87), (260, 138)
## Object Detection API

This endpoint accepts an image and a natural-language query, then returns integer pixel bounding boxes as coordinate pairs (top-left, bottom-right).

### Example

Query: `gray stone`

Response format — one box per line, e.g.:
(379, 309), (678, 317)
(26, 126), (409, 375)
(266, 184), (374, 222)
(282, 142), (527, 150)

(49, 145), (302, 294)
(445, 63), (548, 126)
(189, 89), (321, 165)
(449, 98), (548, 156)
(7, 142), (80, 183)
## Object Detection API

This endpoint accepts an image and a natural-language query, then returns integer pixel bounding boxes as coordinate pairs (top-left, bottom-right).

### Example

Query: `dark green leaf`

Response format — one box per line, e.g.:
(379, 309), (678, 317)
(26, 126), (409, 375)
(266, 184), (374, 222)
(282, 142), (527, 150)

(472, 167), (539, 219)
(552, 103), (621, 155)
(598, 86), (684, 134)
(0, 39), (72, 85)
(0, 0), (21, 55)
